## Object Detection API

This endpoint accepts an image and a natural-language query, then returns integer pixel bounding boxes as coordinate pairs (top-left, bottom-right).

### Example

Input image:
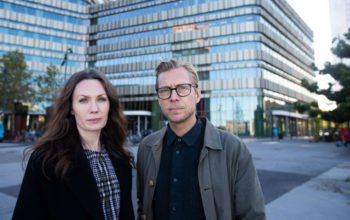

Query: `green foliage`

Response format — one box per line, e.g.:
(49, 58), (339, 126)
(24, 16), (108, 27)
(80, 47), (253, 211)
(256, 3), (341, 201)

(301, 79), (318, 93)
(293, 100), (321, 118)
(331, 39), (350, 59)
(301, 29), (350, 123)
(0, 50), (35, 112)
(331, 102), (350, 122)
(36, 64), (60, 104)
(320, 62), (350, 103)
(310, 62), (318, 71)
(293, 101), (310, 113)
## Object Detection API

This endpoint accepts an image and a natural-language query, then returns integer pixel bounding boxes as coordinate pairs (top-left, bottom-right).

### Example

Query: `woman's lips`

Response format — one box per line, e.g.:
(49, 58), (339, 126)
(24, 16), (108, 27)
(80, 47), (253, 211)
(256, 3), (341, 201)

(87, 118), (102, 123)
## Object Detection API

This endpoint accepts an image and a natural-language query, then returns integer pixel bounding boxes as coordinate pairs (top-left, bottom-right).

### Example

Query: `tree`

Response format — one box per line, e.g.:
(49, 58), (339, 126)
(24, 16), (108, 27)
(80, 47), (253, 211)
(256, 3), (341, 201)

(293, 101), (311, 114)
(0, 50), (34, 113)
(302, 28), (350, 123)
(36, 64), (60, 106)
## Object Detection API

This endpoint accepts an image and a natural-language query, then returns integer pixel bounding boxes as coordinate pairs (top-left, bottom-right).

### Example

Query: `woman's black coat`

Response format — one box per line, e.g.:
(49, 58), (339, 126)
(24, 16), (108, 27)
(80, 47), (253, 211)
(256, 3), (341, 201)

(12, 149), (134, 220)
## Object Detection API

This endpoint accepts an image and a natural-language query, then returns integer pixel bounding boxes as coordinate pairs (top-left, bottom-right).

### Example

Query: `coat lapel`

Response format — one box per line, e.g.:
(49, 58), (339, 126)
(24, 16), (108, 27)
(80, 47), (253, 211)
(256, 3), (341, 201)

(64, 151), (105, 220)
(148, 127), (166, 176)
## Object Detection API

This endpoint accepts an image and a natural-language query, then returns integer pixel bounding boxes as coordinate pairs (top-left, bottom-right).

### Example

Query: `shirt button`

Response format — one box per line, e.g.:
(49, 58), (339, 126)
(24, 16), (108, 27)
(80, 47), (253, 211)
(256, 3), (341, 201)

(149, 180), (155, 187)
(173, 178), (178, 182)
(177, 138), (181, 142)
(172, 207), (176, 212)
(175, 150), (180, 155)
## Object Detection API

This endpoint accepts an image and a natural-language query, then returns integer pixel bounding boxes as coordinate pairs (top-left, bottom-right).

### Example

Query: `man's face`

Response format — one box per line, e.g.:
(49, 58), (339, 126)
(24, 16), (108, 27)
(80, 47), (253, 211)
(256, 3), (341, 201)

(157, 67), (200, 127)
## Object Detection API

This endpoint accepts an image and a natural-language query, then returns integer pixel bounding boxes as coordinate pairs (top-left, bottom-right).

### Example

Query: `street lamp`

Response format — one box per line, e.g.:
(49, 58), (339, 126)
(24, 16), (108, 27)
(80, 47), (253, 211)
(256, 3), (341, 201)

(61, 47), (73, 83)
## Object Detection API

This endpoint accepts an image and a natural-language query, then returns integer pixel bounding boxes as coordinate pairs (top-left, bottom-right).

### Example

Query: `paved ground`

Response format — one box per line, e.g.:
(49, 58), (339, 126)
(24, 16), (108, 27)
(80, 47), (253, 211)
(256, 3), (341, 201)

(248, 138), (350, 219)
(1, 138), (350, 219)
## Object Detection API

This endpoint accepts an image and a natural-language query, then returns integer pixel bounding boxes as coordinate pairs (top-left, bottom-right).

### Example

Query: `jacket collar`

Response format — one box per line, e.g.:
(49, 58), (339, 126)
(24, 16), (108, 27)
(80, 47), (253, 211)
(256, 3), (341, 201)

(202, 117), (223, 150)
(164, 117), (204, 147)
(146, 117), (223, 151)
(145, 126), (167, 150)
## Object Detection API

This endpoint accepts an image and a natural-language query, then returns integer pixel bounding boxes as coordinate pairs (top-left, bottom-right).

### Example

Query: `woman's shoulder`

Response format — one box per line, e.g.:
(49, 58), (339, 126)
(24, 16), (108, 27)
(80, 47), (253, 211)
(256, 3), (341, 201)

(25, 147), (58, 178)
(26, 147), (45, 166)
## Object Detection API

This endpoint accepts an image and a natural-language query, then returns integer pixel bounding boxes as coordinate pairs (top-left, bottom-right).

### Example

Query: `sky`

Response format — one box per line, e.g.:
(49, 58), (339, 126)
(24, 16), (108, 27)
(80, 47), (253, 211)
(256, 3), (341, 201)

(286, 0), (337, 110)
(286, 0), (333, 69)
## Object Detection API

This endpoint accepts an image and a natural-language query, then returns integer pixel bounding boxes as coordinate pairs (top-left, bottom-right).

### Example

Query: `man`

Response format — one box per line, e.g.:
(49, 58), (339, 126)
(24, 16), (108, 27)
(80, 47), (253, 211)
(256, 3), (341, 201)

(137, 59), (266, 220)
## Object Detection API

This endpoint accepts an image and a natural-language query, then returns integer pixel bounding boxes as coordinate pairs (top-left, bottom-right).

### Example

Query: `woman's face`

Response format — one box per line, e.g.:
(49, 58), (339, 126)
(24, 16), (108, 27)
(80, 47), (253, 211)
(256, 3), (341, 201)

(71, 79), (110, 136)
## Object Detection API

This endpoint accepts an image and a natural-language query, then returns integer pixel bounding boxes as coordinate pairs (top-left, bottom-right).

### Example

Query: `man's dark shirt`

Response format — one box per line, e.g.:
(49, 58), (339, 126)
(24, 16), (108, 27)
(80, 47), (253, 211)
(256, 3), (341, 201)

(153, 117), (206, 220)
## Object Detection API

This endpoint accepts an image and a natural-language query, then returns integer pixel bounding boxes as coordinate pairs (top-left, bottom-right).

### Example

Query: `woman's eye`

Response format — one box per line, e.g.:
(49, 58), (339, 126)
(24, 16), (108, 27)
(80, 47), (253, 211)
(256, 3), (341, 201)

(98, 97), (107, 102)
(78, 99), (88, 103)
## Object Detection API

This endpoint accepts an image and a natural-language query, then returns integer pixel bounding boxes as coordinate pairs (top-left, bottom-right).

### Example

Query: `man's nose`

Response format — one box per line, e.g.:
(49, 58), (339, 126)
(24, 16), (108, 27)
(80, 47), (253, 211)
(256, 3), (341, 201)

(169, 89), (180, 100)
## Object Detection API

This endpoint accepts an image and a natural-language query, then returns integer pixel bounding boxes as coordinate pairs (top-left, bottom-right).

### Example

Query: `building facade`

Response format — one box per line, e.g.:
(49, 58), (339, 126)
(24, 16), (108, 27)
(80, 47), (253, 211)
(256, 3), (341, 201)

(0, 0), (317, 137)
(0, 0), (90, 135)
(88, 0), (316, 137)
(0, 0), (89, 111)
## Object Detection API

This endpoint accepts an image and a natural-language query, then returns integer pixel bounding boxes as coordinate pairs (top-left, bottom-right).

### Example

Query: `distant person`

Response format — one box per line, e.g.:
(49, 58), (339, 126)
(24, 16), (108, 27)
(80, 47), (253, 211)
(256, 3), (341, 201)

(0, 121), (4, 142)
(13, 69), (134, 220)
(137, 59), (266, 220)
(340, 127), (349, 147)
(272, 127), (278, 140)
(278, 132), (283, 141)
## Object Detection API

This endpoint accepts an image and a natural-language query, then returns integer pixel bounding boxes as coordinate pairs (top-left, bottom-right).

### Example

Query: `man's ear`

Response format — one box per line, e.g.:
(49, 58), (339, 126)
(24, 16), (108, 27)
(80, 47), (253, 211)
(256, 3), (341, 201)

(195, 87), (201, 103)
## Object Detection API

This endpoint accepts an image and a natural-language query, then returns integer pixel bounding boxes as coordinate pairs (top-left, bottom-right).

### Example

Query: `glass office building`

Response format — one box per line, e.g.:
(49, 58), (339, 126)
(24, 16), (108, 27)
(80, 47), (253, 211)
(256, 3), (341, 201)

(0, 0), (88, 111)
(87, 0), (317, 137)
(0, 0), (317, 137)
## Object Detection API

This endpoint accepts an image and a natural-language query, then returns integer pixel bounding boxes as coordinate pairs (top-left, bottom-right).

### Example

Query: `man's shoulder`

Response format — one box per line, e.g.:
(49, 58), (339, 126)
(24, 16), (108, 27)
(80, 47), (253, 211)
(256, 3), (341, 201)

(139, 128), (165, 146)
(204, 119), (247, 154)
(204, 119), (243, 144)
(217, 129), (245, 149)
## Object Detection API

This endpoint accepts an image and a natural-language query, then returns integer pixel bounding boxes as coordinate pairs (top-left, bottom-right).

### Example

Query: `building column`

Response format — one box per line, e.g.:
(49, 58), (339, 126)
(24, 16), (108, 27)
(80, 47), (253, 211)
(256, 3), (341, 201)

(144, 116), (148, 130)
(285, 117), (290, 137)
(137, 116), (141, 136)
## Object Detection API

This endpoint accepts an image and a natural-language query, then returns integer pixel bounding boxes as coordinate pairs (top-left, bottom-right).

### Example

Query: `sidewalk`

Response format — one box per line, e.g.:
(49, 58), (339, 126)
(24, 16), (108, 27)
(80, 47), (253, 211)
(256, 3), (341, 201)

(0, 142), (26, 149)
(266, 161), (350, 220)
(241, 135), (314, 143)
(1, 140), (350, 219)
(0, 144), (25, 220)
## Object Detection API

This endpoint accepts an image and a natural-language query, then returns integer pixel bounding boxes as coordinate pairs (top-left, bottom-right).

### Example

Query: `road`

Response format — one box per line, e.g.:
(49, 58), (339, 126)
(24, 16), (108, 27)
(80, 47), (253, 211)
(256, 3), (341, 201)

(248, 139), (350, 204)
(0, 138), (349, 219)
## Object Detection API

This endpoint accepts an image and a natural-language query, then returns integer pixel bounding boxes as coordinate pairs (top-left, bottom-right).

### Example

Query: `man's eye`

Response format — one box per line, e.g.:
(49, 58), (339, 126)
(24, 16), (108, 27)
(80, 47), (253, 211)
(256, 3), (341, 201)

(178, 84), (190, 91)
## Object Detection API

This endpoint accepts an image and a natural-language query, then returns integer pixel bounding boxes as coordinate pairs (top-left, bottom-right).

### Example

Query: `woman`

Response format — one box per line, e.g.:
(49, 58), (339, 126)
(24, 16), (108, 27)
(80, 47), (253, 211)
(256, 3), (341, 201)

(13, 69), (134, 220)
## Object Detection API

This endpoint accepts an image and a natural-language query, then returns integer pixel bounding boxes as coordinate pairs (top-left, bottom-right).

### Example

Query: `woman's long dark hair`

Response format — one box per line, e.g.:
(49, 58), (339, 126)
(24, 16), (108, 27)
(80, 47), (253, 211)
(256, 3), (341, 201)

(27, 68), (129, 178)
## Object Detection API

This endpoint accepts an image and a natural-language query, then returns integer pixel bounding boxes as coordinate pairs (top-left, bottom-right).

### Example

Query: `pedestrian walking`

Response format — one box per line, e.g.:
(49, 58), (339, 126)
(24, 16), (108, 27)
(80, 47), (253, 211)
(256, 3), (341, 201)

(273, 127), (278, 140)
(339, 127), (349, 147)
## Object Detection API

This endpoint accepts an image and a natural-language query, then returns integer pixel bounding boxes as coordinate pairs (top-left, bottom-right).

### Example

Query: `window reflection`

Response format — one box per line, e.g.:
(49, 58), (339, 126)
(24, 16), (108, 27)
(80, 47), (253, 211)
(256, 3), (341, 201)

(198, 95), (258, 136)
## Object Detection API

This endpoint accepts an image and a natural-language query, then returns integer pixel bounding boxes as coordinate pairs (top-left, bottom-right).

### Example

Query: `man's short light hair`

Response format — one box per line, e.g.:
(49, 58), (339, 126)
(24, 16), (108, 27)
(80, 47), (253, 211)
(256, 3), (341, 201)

(155, 59), (199, 89)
